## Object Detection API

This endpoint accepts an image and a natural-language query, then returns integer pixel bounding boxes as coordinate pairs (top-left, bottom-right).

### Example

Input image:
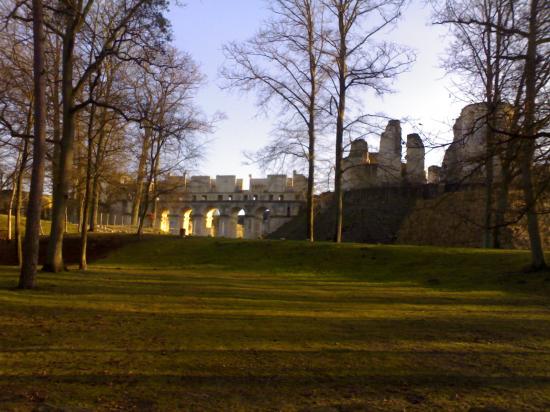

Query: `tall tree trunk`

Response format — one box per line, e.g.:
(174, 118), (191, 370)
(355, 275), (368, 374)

(19, 0), (47, 289)
(520, 0), (546, 270)
(51, 35), (62, 221)
(306, 8), (317, 243)
(89, 174), (100, 231)
(80, 107), (95, 270)
(137, 176), (152, 238)
(306, 120), (315, 242)
(7, 183), (15, 242)
(131, 130), (151, 226)
(137, 140), (162, 238)
(15, 137), (30, 267)
(6, 150), (23, 243)
(482, 109), (495, 248)
(493, 164), (511, 248)
(334, 7), (347, 243)
(44, 24), (77, 273)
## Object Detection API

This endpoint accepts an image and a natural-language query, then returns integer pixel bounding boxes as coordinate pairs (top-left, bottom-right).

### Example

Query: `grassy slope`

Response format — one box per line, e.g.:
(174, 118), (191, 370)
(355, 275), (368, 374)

(1, 237), (550, 411)
(0, 214), (79, 238)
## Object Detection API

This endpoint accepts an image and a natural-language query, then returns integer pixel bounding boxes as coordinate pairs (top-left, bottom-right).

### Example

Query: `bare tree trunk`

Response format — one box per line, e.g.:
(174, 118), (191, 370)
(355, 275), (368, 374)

(493, 166), (511, 248)
(520, 0), (546, 270)
(89, 175), (100, 231)
(51, 36), (62, 220)
(137, 165), (153, 238)
(19, 0), (47, 289)
(44, 23), (77, 273)
(306, 123), (315, 242)
(137, 139), (162, 238)
(6, 150), (24, 243)
(306, 6), (317, 243)
(333, 7), (347, 243)
(131, 131), (151, 226)
(7, 183), (15, 242)
(80, 122), (94, 270)
(482, 112), (495, 249)
(15, 138), (30, 267)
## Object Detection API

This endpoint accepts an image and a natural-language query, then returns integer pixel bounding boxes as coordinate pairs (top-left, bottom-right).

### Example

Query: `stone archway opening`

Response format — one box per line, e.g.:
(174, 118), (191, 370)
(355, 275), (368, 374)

(180, 208), (193, 236)
(236, 209), (245, 238)
(160, 210), (170, 233)
(224, 207), (246, 239)
(205, 208), (221, 237)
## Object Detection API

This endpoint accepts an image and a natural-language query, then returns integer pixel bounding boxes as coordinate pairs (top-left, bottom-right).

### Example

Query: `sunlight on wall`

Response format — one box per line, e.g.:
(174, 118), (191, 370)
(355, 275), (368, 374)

(205, 209), (220, 237)
(182, 210), (193, 235)
(160, 211), (170, 233)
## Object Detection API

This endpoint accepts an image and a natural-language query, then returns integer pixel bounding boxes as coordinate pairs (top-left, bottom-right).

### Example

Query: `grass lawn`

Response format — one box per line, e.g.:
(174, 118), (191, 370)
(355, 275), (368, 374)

(0, 214), (79, 238)
(1, 237), (550, 411)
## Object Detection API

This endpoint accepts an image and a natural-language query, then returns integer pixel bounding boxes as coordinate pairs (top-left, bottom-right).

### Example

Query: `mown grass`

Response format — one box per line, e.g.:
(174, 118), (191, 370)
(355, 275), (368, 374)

(1, 237), (550, 411)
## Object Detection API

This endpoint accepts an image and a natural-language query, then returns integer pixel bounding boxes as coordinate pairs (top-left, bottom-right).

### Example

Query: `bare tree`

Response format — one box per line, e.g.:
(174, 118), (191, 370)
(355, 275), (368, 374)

(222, 0), (327, 241)
(29, 0), (172, 272)
(433, 0), (548, 269)
(18, 0), (47, 289)
(133, 49), (212, 237)
(322, 0), (415, 242)
(0, 4), (35, 264)
(518, 0), (547, 270)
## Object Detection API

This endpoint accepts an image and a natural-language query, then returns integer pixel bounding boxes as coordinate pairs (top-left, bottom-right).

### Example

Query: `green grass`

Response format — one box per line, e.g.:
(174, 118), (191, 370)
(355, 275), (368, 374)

(1, 237), (550, 411)
(0, 214), (79, 237)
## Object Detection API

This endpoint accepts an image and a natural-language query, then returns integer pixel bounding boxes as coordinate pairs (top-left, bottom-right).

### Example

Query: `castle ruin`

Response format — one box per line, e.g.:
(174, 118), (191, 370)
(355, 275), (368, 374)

(342, 120), (426, 190)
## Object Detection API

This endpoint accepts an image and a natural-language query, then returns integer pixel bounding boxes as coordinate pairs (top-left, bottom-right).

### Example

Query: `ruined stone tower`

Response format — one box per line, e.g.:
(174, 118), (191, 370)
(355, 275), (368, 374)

(405, 133), (426, 184)
(377, 120), (403, 184)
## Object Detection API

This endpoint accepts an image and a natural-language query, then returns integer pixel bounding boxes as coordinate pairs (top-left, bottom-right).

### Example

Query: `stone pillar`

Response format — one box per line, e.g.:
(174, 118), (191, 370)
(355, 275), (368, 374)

(168, 214), (179, 234)
(406, 133), (426, 184)
(192, 214), (205, 236)
(217, 215), (231, 238)
(427, 166), (442, 184)
(243, 215), (258, 239)
(225, 215), (239, 238)
(378, 120), (402, 185)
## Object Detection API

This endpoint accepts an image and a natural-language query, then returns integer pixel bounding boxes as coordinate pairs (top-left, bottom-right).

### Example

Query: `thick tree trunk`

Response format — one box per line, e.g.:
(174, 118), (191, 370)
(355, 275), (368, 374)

(137, 171), (155, 238)
(131, 131), (151, 226)
(137, 141), (162, 238)
(519, 0), (546, 270)
(44, 25), (77, 273)
(19, 0), (47, 289)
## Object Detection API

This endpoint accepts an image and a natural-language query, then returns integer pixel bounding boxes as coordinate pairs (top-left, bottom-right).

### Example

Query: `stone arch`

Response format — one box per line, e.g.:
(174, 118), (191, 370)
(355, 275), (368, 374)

(244, 205), (271, 239)
(179, 207), (194, 236)
(225, 207), (246, 239)
(159, 209), (171, 233)
(204, 206), (221, 237)
(158, 207), (183, 234)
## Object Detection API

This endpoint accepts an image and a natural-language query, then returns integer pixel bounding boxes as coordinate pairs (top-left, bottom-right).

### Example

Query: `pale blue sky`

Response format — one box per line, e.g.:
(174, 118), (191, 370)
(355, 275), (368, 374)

(168, 0), (464, 179)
